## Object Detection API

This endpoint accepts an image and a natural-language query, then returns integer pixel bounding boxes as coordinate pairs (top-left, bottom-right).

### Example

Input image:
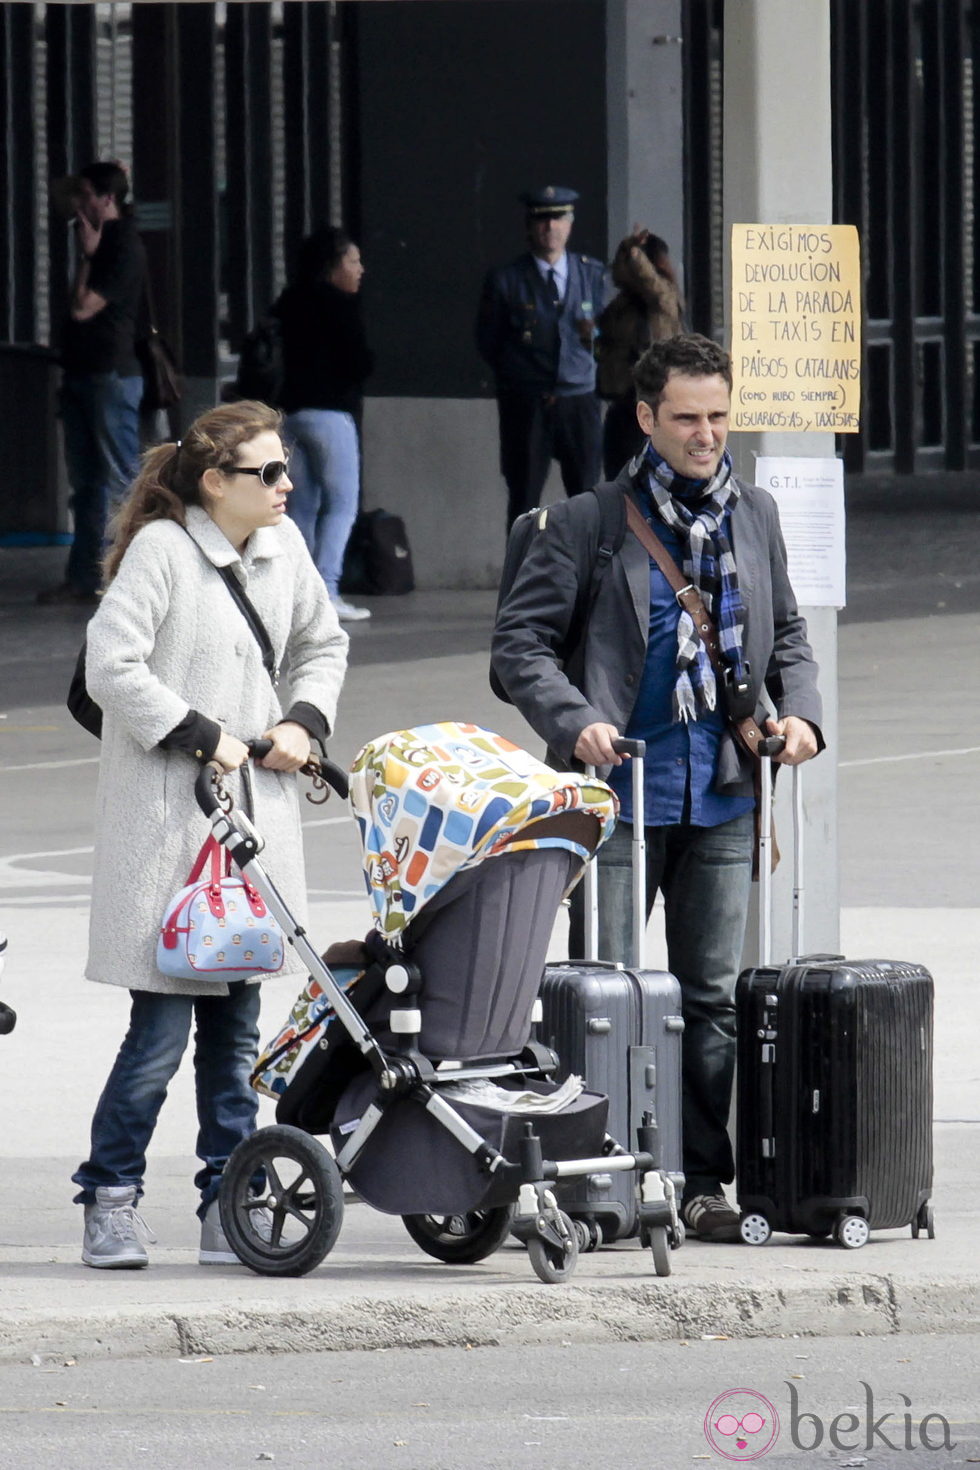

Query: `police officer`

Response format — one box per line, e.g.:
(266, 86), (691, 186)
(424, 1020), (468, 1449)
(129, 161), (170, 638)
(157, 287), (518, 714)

(477, 186), (605, 529)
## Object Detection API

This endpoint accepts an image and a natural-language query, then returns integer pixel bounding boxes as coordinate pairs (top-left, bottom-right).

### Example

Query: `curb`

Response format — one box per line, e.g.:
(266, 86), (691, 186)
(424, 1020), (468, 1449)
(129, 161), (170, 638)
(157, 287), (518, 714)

(4, 1276), (980, 1365)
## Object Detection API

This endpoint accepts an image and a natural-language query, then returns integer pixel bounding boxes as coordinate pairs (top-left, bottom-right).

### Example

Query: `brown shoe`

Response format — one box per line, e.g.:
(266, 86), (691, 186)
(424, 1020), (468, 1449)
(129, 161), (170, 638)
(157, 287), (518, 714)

(682, 1193), (741, 1242)
(36, 583), (100, 607)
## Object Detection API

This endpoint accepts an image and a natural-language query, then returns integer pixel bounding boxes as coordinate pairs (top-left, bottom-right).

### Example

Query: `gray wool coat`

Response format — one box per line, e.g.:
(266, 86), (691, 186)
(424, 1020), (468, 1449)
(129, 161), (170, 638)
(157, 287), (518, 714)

(85, 505), (349, 995)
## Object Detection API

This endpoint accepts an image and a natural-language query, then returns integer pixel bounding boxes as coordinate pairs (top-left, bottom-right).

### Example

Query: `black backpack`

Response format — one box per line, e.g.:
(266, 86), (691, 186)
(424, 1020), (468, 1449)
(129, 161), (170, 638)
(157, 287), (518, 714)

(234, 313), (284, 405)
(489, 483), (627, 703)
(340, 509), (415, 596)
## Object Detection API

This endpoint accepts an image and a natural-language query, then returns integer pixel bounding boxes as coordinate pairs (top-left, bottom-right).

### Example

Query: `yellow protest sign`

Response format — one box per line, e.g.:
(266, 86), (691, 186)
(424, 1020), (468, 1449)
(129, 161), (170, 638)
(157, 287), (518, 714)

(730, 224), (861, 433)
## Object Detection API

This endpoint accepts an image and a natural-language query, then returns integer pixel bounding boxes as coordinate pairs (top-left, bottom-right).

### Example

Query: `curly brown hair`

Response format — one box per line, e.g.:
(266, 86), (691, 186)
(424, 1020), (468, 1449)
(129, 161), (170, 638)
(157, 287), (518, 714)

(633, 333), (732, 414)
(104, 400), (282, 583)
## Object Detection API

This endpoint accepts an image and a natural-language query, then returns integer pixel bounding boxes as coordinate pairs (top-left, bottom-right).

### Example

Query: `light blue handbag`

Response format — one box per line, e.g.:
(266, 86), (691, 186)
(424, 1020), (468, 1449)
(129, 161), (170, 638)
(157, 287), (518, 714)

(157, 835), (284, 984)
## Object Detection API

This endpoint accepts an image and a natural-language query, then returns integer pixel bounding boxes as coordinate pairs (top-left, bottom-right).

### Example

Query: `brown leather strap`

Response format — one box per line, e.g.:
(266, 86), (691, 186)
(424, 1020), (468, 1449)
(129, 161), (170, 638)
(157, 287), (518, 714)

(623, 495), (769, 761)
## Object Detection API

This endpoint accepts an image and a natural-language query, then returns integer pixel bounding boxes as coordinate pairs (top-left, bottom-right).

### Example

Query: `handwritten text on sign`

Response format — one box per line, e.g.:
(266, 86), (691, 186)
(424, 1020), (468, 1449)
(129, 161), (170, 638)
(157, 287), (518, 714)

(730, 224), (861, 433)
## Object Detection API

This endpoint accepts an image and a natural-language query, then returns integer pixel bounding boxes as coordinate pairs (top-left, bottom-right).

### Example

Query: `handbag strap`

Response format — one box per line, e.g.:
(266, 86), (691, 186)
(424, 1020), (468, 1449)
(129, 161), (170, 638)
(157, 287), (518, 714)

(180, 526), (278, 684)
(139, 260), (158, 335)
(186, 834), (229, 887)
(623, 495), (770, 761)
(215, 565), (279, 684)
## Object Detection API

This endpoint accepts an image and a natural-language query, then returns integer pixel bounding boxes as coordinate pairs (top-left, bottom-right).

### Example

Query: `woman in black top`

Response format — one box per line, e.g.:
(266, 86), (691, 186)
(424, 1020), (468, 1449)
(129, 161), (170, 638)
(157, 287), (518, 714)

(277, 227), (375, 621)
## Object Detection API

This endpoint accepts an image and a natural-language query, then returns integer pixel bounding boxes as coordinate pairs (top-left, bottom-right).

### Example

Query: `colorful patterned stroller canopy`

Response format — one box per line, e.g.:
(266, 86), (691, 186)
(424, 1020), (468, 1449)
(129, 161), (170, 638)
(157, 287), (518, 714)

(349, 721), (619, 940)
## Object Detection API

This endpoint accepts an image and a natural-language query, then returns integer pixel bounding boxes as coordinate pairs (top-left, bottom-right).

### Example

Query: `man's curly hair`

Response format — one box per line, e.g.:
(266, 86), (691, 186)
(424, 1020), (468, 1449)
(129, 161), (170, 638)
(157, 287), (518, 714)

(633, 334), (733, 413)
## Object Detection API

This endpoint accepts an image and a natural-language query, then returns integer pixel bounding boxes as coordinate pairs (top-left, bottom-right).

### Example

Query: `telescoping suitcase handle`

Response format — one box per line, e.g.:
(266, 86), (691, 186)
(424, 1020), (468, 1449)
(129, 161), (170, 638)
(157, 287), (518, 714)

(757, 737), (804, 967)
(583, 737), (646, 969)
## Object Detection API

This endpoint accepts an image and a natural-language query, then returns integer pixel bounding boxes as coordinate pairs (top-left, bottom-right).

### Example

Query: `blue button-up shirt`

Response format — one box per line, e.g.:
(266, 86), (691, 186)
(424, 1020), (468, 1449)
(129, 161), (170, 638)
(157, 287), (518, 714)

(607, 507), (755, 829)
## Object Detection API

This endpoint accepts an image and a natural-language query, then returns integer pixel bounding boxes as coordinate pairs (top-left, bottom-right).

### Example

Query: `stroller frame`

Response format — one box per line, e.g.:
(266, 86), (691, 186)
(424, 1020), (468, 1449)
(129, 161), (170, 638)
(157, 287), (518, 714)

(196, 753), (681, 1283)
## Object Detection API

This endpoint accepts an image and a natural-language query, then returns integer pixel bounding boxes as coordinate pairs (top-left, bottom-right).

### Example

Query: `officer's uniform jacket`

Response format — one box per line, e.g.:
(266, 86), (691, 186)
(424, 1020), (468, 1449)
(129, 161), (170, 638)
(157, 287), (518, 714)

(477, 251), (606, 396)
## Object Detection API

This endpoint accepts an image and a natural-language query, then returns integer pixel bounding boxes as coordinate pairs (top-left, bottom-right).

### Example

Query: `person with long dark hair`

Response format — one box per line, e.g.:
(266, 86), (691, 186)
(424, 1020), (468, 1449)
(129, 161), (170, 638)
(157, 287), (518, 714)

(597, 229), (684, 478)
(73, 400), (348, 1268)
(276, 226), (375, 621)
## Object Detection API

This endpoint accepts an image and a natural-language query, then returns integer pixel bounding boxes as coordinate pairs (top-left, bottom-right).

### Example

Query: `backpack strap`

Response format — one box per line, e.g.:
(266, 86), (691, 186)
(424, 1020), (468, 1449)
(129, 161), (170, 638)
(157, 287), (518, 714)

(560, 481), (628, 685)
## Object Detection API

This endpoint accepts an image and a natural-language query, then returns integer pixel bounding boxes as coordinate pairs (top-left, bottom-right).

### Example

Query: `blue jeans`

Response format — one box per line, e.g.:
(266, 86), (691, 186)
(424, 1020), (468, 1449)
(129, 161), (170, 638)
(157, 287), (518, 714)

(284, 409), (360, 598)
(571, 812), (754, 1198)
(72, 984), (261, 1219)
(61, 372), (143, 594)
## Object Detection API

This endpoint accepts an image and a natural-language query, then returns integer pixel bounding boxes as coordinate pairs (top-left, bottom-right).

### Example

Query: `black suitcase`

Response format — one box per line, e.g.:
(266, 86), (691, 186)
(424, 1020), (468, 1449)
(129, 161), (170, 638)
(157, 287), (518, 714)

(537, 740), (685, 1253)
(735, 759), (935, 1248)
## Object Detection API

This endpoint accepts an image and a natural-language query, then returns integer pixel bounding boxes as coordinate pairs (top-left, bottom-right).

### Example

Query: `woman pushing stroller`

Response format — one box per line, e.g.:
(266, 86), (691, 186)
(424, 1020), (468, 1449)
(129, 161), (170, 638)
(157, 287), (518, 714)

(72, 400), (348, 1269)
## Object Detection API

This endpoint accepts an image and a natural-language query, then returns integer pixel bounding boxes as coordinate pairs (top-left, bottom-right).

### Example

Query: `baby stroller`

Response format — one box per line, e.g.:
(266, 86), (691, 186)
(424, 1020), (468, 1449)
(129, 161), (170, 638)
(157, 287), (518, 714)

(206, 723), (681, 1284)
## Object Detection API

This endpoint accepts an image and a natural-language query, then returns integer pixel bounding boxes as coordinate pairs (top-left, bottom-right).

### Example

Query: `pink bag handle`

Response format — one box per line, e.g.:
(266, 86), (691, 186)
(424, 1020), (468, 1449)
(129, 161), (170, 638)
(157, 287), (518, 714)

(183, 835), (267, 920)
(185, 836), (230, 890)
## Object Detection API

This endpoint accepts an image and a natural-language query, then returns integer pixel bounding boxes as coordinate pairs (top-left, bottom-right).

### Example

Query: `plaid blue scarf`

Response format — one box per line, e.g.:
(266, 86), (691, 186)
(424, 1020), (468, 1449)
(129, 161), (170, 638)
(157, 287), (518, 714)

(639, 442), (748, 723)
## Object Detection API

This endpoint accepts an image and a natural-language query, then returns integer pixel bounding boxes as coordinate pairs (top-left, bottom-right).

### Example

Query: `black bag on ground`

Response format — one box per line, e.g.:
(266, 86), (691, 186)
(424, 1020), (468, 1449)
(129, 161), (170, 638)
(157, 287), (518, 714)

(489, 482), (626, 704)
(234, 313), (284, 405)
(340, 509), (414, 596)
(735, 761), (935, 1248)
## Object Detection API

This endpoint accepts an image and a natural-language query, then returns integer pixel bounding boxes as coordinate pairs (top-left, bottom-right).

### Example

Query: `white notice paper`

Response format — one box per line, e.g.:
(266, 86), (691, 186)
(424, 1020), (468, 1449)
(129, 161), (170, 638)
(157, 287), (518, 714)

(755, 456), (846, 609)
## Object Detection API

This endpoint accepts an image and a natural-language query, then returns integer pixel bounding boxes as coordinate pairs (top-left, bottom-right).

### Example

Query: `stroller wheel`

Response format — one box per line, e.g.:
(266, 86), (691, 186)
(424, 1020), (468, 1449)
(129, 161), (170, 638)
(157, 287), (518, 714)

(220, 1125), (343, 1277)
(527, 1209), (579, 1285)
(402, 1204), (516, 1265)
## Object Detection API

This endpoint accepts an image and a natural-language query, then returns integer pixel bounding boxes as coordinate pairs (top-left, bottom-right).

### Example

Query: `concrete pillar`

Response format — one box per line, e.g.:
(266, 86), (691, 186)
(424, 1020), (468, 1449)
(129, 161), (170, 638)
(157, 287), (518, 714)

(606, 1), (685, 269)
(723, 0), (840, 961)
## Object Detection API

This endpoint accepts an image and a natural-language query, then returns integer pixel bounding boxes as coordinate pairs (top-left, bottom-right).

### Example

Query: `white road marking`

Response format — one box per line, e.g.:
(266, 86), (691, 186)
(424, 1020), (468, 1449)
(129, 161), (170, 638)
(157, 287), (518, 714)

(840, 745), (980, 769)
(0, 845), (94, 889)
(0, 757), (99, 773)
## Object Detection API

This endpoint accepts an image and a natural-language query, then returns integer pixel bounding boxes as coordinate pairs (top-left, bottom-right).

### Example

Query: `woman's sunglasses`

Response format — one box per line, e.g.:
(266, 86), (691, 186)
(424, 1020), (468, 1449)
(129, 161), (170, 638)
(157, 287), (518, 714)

(224, 458), (290, 488)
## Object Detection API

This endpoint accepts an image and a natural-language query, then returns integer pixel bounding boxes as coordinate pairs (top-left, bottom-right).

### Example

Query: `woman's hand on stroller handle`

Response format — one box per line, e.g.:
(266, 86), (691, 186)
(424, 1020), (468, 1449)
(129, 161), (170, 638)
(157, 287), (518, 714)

(247, 735), (348, 800)
(254, 721), (311, 774)
(194, 736), (350, 819)
(212, 731), (251, 772)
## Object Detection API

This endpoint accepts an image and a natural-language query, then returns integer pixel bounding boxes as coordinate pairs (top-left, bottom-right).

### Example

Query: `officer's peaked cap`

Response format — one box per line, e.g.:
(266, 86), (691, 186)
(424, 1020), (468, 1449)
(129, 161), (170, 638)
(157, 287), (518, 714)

(519, 185), (578, 216)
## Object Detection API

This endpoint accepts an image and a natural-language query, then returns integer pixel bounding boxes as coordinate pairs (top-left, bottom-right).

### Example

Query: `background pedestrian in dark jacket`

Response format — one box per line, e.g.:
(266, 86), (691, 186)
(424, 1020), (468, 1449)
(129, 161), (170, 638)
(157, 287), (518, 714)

(276, 226), (375, 622)
(597, 229), (684, 478)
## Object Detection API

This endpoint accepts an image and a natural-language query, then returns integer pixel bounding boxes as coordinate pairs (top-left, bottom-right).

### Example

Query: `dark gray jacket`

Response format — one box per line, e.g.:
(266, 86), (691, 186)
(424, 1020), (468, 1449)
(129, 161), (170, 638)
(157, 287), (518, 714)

(476, 251), (605, 396)
(491, 463), (824, 794)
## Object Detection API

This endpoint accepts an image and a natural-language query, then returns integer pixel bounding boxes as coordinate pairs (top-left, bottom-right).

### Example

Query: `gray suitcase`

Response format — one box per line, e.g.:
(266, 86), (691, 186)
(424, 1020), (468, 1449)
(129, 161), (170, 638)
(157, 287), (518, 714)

(537, 740), (685, 1245)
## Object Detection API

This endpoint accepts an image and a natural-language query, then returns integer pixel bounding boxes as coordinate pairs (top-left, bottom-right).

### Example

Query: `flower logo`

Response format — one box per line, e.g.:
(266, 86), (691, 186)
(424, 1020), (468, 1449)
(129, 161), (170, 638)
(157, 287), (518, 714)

(704, 1388), (780, 1461)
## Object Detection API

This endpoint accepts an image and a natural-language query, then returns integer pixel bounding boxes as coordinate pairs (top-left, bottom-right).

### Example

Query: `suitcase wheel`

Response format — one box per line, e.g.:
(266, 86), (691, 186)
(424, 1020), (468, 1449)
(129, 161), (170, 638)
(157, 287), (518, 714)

(911, 1202), (936, 1240)
(739, 1212), (772, 1246)
(571, 1217), (601, 1253)
(834, 1213), (870, 1249)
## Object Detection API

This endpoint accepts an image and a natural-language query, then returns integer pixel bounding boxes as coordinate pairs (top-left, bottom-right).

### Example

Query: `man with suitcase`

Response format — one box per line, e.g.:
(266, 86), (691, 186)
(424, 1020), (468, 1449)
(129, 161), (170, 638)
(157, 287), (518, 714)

(491, 333), (823, 1241)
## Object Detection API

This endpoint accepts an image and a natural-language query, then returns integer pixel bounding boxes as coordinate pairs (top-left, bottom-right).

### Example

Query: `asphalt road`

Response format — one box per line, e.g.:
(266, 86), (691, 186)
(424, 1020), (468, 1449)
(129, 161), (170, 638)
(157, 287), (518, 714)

(1, 1332), (978, 1469)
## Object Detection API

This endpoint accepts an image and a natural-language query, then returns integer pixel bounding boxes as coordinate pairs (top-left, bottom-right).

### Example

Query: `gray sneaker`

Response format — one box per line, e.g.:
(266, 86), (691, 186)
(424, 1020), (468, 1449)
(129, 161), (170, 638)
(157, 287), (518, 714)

(199, 1198), (274, 1265)
(82, 1185), (155, 1269)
